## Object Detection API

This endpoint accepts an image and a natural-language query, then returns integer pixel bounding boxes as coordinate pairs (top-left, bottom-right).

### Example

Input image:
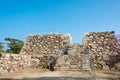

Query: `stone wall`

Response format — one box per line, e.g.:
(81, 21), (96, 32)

(0, 53), (40, 74)
(20, 33), (72, 56)
(83, 31), (120, 69)
(83, 31), (120, 55)
(1, 33), (88, 74)
(1, 31), (120, 74)
(55, 44), (91, 71)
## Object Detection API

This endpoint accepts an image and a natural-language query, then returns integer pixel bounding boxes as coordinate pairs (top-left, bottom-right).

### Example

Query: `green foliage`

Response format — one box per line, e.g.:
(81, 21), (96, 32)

(0, 42), (4, 53)
(5, 37), (24, 53)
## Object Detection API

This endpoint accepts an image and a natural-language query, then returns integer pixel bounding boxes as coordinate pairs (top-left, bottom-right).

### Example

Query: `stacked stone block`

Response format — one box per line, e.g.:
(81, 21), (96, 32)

(20, 34), (72, 56)
(55, 44), (91, 71)
(83, 31), (120, 69)
(0, 54), (32, 74)
(83, 31), (120, 55)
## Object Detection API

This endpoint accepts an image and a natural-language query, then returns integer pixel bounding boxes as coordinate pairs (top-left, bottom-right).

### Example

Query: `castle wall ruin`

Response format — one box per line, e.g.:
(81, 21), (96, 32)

(0, 31), (120, 74)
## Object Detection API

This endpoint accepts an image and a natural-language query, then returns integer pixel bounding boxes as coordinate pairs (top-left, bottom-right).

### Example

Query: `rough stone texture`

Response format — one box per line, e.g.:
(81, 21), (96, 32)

(20, 33), (91, 71)
(55, 44), (91, 71)
(0, 54), (31, 74)
(0, 53), (43, 74)
(20, 33), (72, 56)
(1, 31), (120, 74)
(83, 31), (120, 69)
(83, 31), (120, 55)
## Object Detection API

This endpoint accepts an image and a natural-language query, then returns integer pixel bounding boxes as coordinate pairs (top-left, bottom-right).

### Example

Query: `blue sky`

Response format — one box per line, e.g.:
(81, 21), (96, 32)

(0, 0), (120, 45)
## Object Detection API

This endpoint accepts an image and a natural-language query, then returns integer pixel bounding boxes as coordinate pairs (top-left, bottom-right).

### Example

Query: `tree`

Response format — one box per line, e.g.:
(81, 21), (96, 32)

(5, 37), (24, 53)
(105, 54), (120, 70)
(106, 32), (120, 69)
(0, 42), (4, 53)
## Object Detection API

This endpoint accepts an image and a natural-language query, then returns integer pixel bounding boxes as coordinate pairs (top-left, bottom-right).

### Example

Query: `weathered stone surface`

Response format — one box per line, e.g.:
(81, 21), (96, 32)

(55, 44), (91, 71)
(83, 31), (120, 55)
(0, 54), (40, 74)
(20, 33), (72, 55)
(1, 32), (120, 74)
(83, 31), (120, 69)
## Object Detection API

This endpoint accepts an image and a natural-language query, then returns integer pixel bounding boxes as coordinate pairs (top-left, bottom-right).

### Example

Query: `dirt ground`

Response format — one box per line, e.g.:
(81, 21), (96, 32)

(0, 68), (120, 80)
